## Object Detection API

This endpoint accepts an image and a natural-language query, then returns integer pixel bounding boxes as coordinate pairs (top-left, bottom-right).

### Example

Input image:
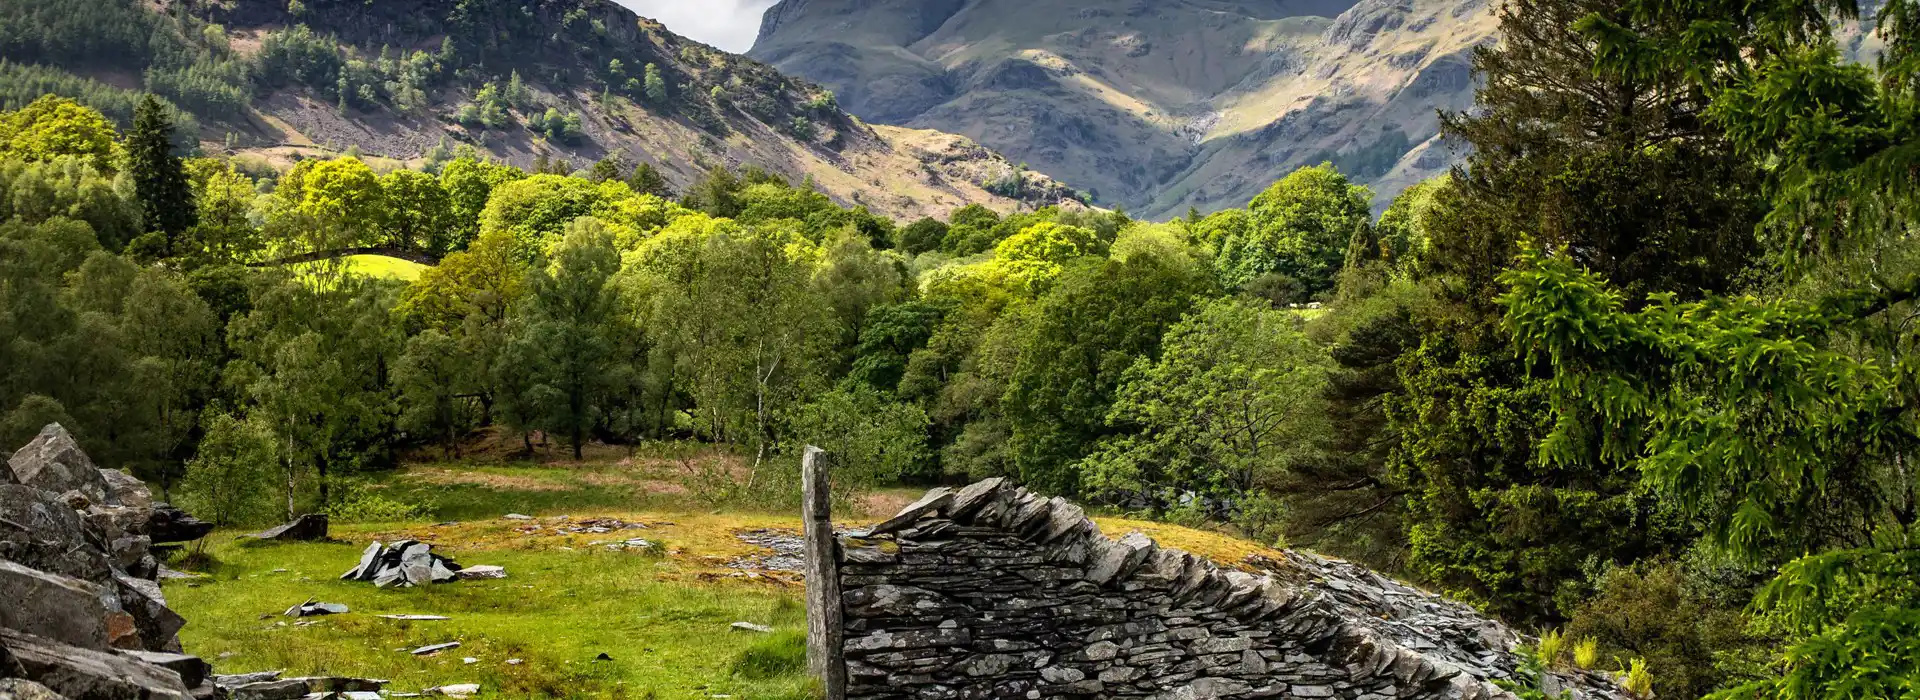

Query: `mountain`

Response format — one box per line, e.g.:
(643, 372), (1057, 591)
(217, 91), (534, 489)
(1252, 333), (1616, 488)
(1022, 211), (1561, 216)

(0, 0), (1083, 221)
(750, 0), (1495, 216)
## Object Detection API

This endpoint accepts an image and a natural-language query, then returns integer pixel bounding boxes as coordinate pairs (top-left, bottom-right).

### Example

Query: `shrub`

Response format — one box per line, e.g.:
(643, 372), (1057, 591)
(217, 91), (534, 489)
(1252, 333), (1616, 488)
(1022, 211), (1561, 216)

(326, 479), (431, 523)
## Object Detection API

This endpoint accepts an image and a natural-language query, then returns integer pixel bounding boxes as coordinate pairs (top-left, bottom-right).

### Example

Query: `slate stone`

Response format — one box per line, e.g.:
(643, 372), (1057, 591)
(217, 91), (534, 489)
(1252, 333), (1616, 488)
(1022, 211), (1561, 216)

(112, 573), (185, 652)
(453, 565), (504, 581)
(0, 678), (66, 700)
(221, 677), (383, 700)
(865, 487), (953, 536)
(8, 424), (109, 505)
(0, 626), (193, 700)
(0, 484), (112, 584)
(145, 506), (213, 545)
(398, 543), (432, 586)
(943, 478), (1007, 520)
(96, 470), (152, 510)
(428, 560), (457, 584)
(341, 542), (382, 581)
(0, 559), (113, 649)
(826, 480), (1632, 700)
(115, 651), (209, 689)
(424, 684), (478, 698)
(248, 514), (328, 542)
(287, 603), (348, 617)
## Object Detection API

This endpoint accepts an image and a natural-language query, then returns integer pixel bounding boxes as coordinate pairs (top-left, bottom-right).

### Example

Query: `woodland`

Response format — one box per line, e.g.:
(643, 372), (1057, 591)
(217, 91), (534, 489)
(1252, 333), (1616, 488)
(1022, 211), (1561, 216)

(0, 0), (1917, 697)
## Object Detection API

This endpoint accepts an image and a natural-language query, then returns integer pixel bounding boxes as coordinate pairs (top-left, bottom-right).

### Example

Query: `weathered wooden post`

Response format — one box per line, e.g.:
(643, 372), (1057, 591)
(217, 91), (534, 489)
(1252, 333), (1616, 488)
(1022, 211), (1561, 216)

(801, 446), (847, 698)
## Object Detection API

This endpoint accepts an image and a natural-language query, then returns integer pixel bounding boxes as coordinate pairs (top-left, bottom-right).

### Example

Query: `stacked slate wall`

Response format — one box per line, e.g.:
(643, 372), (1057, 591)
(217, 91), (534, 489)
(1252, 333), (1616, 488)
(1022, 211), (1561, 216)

(823, 478), (1623, 700)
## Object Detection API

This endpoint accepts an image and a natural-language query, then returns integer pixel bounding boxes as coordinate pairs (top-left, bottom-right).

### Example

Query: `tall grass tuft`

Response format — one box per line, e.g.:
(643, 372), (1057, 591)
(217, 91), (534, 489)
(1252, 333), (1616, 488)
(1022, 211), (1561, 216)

(1573, 637), (1600, 670)
(1536, 628), (1566, 668)
(730, 630), (808, 680)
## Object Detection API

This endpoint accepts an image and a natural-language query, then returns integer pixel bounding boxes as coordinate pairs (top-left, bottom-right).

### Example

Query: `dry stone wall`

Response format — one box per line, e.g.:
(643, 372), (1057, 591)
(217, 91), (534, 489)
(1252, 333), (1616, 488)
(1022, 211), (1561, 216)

(823, 478), (1626, 700)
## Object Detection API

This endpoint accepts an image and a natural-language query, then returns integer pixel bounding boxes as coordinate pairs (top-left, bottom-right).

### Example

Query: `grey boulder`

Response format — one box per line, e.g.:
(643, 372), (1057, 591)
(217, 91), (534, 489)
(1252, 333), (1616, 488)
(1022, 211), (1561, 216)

(112, 574), (185, 652)
(0, 626), (192, 700)
(95, 470), (151, 511)
(0, 484), (113, 584)
(0, 560), (114, 650)
(8, 424), (109, 505)
(144, 506), (211, 545)
(0, 678), (67, 700)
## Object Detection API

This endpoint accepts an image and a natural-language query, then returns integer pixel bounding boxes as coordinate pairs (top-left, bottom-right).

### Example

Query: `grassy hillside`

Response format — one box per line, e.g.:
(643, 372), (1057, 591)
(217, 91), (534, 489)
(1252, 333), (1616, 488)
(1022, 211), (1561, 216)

(751, 0), (1488, 214)
(0, 0), (1085, 221)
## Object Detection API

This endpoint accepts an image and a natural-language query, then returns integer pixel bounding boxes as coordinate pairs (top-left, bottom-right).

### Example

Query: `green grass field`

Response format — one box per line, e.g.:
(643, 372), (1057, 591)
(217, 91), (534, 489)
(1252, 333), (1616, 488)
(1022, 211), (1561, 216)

(163, 451), (1280, 699)
(290, 255), (431, 283)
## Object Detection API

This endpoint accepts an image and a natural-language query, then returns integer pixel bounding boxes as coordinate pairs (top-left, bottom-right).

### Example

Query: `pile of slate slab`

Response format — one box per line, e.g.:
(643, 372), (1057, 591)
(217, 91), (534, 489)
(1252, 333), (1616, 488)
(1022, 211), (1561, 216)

(341, 540), (463, 588)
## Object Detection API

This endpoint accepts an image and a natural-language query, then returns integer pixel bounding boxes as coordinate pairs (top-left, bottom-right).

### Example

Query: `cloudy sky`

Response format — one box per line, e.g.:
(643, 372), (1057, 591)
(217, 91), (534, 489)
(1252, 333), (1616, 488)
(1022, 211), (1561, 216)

(615, 0), (781, 53)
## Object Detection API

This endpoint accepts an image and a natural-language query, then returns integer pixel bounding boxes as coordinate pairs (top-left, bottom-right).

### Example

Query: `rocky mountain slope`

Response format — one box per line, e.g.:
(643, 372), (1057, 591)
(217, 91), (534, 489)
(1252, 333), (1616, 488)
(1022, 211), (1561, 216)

(3, 0), (1083, 222)
(751, 0), (1495, 215)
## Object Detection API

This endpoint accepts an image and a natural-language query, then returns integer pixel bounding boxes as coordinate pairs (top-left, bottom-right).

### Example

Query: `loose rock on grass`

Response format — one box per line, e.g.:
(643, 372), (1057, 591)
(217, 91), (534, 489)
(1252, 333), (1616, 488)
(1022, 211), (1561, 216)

(341, 541), (499, 588)
(248, 513), (330, 542)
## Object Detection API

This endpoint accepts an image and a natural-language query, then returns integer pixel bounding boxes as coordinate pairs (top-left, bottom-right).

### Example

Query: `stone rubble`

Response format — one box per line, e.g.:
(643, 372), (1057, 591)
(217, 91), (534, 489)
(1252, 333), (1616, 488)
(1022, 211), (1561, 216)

(0, 424), (392, 700)
(831, 478), (1631, 700)
(506, 515), (648, 536)
(730, 529), (805, 572)
(339, 541), (486, 588)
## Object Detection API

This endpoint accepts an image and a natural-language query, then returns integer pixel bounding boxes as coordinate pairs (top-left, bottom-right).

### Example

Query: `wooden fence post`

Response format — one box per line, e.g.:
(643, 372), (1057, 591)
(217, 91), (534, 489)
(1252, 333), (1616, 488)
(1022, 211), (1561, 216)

(802, 446), (847, 699)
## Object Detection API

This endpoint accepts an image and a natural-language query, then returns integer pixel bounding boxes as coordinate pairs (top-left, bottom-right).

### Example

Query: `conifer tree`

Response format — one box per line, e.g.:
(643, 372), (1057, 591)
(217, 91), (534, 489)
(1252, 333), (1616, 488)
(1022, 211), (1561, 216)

(1387, 0), (1766, 625)
(128, 94), (196, 255)
(628, 162), (672, 198)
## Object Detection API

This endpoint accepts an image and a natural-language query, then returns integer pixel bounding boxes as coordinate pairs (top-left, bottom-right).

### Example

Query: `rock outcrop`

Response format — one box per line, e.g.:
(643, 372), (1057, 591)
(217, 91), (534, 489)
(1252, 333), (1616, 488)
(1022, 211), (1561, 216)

(9, 425), (111, 505)
(0, 424), (220, 699)
(825, 478), (1627, 700)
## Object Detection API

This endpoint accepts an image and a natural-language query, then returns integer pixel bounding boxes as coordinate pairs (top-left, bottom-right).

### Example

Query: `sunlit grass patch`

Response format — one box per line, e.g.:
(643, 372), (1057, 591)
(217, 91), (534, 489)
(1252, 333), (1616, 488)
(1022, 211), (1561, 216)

(167, 527), (816, 699)
(289, 255), (430, 283)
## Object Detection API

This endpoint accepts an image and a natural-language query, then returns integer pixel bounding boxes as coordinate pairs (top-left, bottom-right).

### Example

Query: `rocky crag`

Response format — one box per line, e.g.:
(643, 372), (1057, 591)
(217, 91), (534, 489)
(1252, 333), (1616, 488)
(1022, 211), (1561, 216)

(0, 424), (380, 699)
(819, 478), (1626, 699)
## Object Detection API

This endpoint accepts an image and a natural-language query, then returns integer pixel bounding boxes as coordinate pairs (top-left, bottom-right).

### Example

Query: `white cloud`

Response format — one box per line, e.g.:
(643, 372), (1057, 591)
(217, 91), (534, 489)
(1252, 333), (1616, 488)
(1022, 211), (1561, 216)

(614, 0), (781, 53)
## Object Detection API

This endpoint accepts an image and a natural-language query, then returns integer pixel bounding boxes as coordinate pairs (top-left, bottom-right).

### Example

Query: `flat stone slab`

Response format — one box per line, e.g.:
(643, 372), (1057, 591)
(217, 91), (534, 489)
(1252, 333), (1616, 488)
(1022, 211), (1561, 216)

(1, 626), (192, 700)
(249, 514), (329, 542)
(0, 559), (113, 649)
(425, 683), (479, 698)
(410, 642), (460, 655)
(864, 487), (955, 536)
(453, 565), (505, 580)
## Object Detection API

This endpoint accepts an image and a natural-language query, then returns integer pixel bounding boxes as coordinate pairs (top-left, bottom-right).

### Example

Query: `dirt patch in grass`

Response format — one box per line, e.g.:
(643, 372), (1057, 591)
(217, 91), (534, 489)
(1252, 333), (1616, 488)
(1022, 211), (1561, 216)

(405, 468), (574, 492)
(859, 489), (921, 518)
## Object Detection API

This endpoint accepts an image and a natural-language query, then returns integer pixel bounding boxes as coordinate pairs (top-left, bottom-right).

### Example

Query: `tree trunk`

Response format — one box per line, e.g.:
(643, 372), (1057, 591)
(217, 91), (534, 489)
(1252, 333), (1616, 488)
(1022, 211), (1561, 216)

(316, 454), (330, 510)
(282, 421), (297, 521)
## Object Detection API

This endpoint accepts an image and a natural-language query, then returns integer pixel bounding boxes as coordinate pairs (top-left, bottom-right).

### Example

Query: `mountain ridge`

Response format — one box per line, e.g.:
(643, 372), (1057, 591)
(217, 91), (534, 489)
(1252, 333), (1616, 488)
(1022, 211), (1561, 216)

(749, 0), (1494, 216)
(0, 0), (1086, 222)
